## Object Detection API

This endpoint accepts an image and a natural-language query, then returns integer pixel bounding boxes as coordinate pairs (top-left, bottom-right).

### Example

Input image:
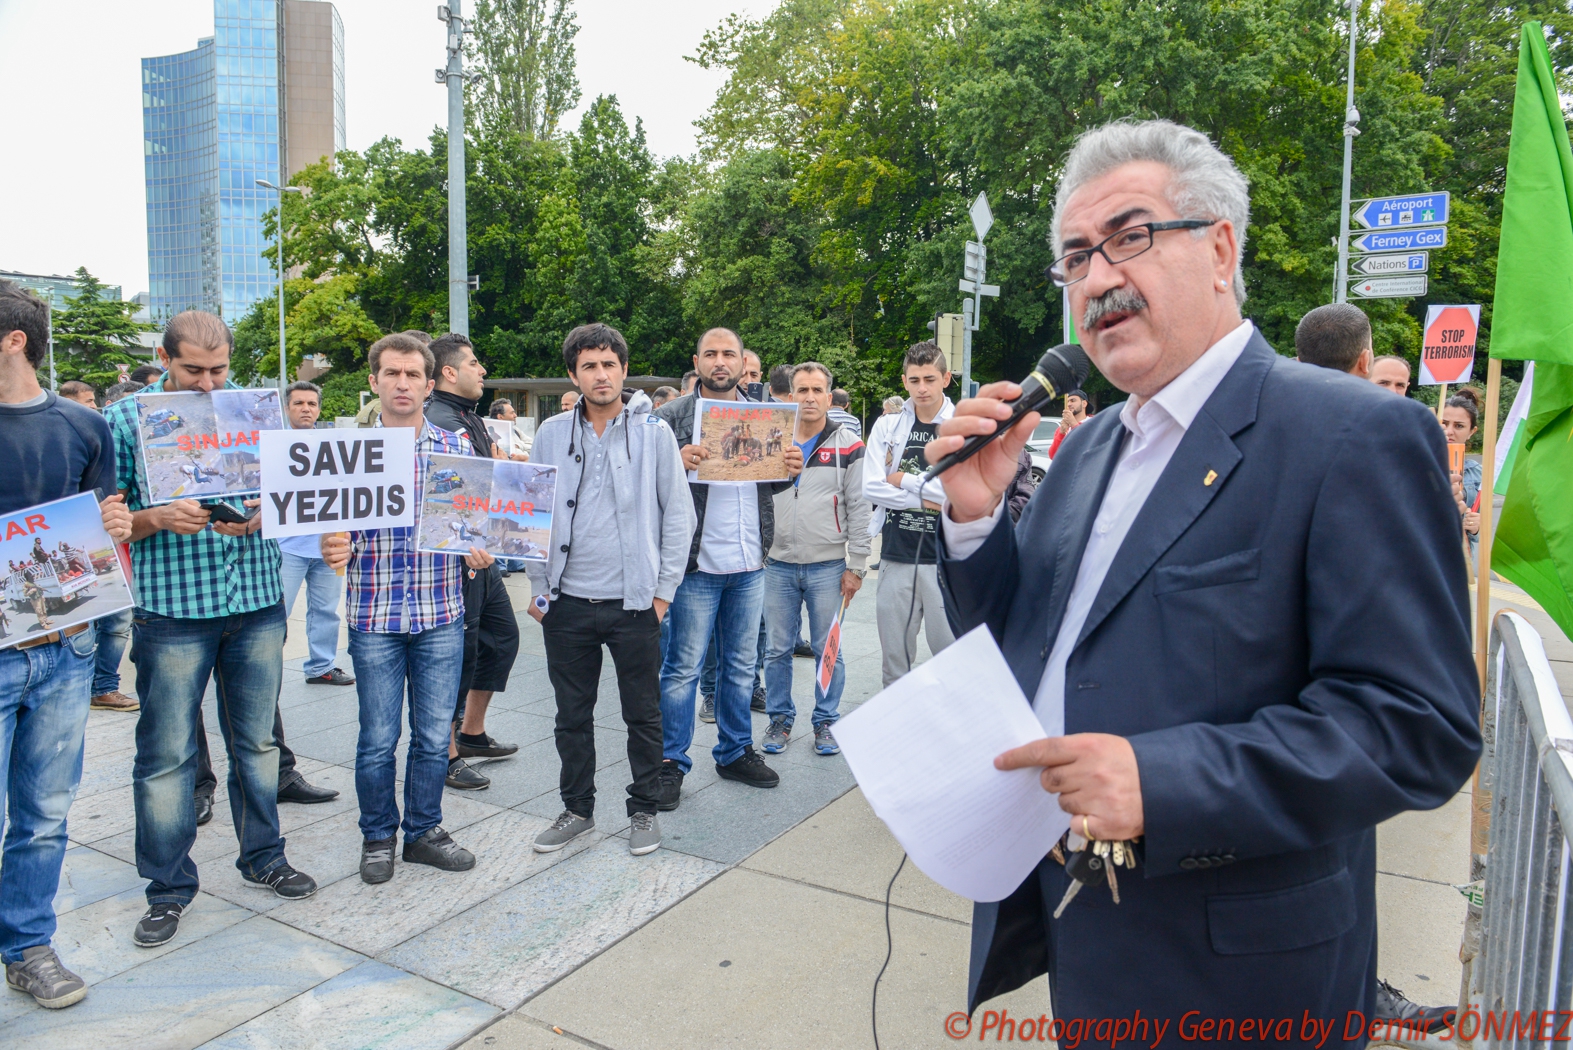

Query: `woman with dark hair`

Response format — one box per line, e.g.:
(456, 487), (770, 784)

(1441, 387), (1482, 557)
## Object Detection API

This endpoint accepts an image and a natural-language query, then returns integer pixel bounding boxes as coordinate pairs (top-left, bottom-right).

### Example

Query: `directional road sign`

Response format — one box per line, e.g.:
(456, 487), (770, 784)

(1351, 252), (1428, 276)
(959, 279), (1000, 297)
(1353, 192), (1449, 230)
(1348, 275), (1428, 299)
(1350, 226), (1447, 254)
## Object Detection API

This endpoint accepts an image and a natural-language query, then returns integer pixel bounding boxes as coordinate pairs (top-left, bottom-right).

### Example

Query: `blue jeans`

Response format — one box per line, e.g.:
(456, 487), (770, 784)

(347, 621), (464, 843)
(659, 569), (763, 773)
(280, 552), (343, 678)
(91, 608), (133, 696)
(763, 558), (846, 728)
(132, 603), (288, 906)
(700, 616), (765, 699)
(0, 630), (95, 963)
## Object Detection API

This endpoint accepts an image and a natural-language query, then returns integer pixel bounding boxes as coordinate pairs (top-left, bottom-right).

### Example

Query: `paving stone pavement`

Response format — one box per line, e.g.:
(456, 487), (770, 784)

(6, 573), (904, 1048)
(6, 569), (1524, 1048)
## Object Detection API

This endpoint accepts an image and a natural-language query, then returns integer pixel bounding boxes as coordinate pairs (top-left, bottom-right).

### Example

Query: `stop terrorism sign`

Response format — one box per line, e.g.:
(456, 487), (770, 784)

(1419, 304), (1481, 386)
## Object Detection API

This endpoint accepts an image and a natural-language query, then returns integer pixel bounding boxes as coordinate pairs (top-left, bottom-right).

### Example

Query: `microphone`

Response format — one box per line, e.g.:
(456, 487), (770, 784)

(922, 343), (1091, 480)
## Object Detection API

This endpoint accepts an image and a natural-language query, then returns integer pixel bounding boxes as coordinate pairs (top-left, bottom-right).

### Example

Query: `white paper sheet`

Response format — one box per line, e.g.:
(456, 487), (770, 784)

(832, 624), (1069, 902)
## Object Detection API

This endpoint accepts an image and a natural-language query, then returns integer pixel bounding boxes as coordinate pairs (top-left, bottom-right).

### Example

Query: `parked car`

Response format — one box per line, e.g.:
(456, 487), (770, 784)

(1024, 419), (1059, 483)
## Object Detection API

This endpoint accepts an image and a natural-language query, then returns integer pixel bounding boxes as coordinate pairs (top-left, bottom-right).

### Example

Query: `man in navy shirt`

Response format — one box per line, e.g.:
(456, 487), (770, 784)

(0, 281), (133, 1010)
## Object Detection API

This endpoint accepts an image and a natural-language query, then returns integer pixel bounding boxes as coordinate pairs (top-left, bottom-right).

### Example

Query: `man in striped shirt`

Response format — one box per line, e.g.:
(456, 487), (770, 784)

(321, 334), (492, 885)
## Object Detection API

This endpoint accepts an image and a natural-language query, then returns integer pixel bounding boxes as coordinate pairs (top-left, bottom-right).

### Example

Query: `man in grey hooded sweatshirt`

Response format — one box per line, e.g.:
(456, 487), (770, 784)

(525, 323), (695, 857)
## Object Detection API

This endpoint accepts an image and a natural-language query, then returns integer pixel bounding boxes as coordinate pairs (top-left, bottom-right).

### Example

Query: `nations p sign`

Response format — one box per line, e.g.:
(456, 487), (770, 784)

(1419, 304), (1481, 386)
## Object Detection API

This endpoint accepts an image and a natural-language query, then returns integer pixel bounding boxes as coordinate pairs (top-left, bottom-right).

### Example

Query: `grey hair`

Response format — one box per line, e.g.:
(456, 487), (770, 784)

(1051, 119), (1249, 306)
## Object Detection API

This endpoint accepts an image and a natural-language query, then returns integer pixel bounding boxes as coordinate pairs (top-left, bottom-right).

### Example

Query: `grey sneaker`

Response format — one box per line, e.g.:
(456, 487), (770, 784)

(762, 718), (791, 754)
(698, 695), (716, 723)
(814, 723), (840, 755)
(629, 812), (662, 855)
(533, 811), (594, 853)
(6, 946), (86, 1009)
(360, 837), (396, 884)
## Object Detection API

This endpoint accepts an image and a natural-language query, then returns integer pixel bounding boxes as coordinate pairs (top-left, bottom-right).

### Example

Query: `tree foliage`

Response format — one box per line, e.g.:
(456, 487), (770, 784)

(221, 0), (1571, 418)
(467, 0), (581, 140)
(52, 267), (153, 388)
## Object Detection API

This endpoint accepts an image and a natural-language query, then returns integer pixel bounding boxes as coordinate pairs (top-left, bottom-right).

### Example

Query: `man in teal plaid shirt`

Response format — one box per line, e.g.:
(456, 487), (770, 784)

(105, 311), (317, 949)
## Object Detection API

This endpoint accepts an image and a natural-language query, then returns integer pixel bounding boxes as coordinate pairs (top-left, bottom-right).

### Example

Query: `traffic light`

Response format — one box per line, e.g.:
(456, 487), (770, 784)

(926, 313), (965, 375)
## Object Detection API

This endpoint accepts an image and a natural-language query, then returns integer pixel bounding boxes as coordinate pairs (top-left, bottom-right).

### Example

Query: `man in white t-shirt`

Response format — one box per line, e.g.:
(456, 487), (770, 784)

(279, 381), (355, 690)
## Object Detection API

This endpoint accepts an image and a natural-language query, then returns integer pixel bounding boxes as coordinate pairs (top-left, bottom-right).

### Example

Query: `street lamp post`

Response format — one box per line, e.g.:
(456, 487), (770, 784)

(256, 179), (305, 392)
(1333, 0), (1361, 303)
(436, 3), (471, 336)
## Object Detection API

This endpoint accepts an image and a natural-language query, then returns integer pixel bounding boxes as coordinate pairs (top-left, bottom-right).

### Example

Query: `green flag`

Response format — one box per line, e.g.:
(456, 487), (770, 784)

(1490, 22), (1573, 638)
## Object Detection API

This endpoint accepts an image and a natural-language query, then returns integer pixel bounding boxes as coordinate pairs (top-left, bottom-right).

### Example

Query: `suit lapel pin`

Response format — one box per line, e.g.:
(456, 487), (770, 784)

(1203, 469), (1218, 487)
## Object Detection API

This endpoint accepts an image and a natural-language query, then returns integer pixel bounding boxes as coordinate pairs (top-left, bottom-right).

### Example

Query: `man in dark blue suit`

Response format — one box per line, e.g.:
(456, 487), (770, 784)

(931, 120), (1480, 1041)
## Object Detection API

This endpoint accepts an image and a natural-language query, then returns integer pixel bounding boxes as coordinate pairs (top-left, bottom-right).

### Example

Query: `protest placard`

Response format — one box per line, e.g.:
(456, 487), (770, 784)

(817, 594), (850, 694)
(482, 417), (534, 458)
(482, 418), (512, 454)
(0, 493), (135, 650)
(415, 454), (557, 560)
(135, 389), (283, 504)
(258, 429), (417, 538)
(692, 399), (798, 483)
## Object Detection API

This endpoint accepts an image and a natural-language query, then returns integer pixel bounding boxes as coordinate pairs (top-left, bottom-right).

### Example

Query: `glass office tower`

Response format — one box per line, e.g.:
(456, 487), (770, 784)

(142, 1), (343, 325)
(142, 37), (220, 320)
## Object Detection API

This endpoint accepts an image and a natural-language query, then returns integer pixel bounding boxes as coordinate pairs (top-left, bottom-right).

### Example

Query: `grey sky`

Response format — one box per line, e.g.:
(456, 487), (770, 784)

(0, 0), (767, 297)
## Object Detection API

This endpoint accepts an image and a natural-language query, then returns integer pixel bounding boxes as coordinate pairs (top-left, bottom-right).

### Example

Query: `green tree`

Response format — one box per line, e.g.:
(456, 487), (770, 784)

(51, 267), (153, 388)
(467, 0), (582, 140)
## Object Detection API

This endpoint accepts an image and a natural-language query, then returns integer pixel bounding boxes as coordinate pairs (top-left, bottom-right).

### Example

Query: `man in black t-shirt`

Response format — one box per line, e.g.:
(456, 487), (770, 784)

(0, 281), (133, 1010)
(863, 341), (958, 685)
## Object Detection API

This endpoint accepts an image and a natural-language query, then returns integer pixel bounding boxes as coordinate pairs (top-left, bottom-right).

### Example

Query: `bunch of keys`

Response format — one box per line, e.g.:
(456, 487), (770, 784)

(1052, 830), (1139, 918)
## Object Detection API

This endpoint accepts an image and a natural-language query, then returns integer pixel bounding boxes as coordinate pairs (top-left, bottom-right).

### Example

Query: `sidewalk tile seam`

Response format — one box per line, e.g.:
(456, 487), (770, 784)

(502, 856), (729, 1012)
(457, 1012), (617, 1050)
(738, 863), (972, 927)
(1377, 869), (1459, 889)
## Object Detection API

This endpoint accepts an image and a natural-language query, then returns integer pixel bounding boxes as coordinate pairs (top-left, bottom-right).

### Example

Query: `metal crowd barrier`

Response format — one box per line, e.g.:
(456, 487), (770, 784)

(1459, 610), (1573, 1046)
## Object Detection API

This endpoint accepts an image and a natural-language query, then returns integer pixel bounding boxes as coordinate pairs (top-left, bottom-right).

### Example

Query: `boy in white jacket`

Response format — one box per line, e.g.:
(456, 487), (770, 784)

(862, 341), (957, 685)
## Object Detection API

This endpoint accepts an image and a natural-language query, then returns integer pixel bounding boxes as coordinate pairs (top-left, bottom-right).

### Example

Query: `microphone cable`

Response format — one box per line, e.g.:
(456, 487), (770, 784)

(871, 852), (908, 1050)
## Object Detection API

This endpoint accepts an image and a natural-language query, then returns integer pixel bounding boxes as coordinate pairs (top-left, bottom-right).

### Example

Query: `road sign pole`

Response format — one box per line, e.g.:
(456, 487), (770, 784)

(1334, 0), (1359, 304)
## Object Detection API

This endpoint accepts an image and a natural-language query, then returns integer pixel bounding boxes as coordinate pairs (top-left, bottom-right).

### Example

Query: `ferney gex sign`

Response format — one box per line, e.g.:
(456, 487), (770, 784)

(258, 429), (417, 538)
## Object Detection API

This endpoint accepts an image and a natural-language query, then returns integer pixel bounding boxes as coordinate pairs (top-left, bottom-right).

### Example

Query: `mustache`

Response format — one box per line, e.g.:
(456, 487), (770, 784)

(1082, 287), (1149, 331)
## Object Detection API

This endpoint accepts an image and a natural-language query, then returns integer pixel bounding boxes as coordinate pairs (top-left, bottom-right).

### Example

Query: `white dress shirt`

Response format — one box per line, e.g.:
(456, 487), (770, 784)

(697, 483), (764, 575)
(942, 320), (1254, 735)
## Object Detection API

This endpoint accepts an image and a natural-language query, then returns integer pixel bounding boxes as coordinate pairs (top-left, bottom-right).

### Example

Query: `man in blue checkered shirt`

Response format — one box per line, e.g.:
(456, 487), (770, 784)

(104, 311), (318, 950)
(321, 333), (493, 885)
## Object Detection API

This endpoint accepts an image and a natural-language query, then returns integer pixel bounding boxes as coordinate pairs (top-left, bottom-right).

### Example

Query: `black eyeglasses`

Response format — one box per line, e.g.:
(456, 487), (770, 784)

(1046, 219), (1218, 287)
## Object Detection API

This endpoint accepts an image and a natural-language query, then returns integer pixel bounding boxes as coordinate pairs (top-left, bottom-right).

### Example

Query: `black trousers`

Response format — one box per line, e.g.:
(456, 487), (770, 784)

(454, 563), (521, 724)
(540, 596), (663, 818)
(196, 703), (295, 798)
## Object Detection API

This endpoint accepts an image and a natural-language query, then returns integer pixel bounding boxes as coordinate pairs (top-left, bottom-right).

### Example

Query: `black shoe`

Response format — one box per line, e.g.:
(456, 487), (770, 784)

(403, 826), (476, 871)
(361, 836), (396, 884)
(306, 667), (356, 686)
(793, 642), (814, 658)
(654, 759), (684, 812)
(751, 687), (767, 712)
(446, 757), (491, 790)
(194, 794), (213, 827)
(1373, 978), (1455, 1029)
(242, 862), (318, 900)
(456, 731), (519, 758)
(716, 746), (780, 788)
(133, 902), (184, 947)
(278, 772), (340, 804)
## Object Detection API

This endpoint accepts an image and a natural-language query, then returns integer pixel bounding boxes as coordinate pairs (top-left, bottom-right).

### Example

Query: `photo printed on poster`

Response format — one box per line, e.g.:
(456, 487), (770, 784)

(415, 454), (557, 560)
(134, 389), (283, 504)
(0, 493), (135, 649)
